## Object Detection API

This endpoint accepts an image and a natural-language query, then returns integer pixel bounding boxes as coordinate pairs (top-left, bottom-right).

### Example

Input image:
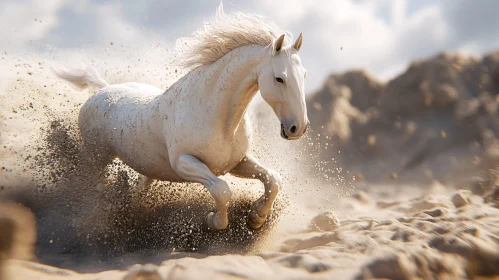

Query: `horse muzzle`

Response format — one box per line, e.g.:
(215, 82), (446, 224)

(280, 121), (309, 140)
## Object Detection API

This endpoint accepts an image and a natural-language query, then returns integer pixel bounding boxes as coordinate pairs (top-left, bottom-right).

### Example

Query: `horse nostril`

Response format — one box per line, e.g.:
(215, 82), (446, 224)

(290, 125), (297, 134)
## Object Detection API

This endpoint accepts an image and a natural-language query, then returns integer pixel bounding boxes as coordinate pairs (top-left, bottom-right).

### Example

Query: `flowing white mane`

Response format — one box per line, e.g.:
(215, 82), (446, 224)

(176, 3), (293, 69)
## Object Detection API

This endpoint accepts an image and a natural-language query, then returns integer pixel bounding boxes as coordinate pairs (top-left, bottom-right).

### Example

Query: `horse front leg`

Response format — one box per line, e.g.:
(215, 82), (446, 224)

(230, 154), (282, 229)
(173, 154), (232, 231)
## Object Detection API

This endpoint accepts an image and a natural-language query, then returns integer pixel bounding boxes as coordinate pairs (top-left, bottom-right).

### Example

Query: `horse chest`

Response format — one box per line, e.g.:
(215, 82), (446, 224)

(186, 122), (249, 176)
(199, 135), (248, 176)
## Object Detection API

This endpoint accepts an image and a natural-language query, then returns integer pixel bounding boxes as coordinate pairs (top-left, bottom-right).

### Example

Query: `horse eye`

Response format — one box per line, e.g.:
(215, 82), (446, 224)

(275, 77), (284, 83)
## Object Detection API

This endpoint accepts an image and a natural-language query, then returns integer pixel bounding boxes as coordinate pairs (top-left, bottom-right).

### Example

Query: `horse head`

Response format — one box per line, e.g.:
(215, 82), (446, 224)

(258, 33), (309, 140)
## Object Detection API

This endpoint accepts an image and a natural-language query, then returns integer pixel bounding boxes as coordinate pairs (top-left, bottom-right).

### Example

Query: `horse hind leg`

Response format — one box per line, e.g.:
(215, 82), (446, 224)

(135, 175), (154, 193)
(79, 140), (114, 190)
(173, 154), (232, 231)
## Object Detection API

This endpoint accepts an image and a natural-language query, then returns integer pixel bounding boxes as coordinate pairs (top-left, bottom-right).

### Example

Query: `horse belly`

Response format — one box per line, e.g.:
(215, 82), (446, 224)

(109, 124), (182, 182)
(119, 148), (181, 182)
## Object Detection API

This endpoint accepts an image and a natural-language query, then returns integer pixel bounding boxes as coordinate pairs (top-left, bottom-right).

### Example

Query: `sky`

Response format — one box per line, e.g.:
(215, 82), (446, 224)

(1, 0), (499, 92)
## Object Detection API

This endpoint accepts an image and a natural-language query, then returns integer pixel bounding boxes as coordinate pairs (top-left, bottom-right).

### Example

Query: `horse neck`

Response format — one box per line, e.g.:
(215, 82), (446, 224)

(200, 45), (268, 134)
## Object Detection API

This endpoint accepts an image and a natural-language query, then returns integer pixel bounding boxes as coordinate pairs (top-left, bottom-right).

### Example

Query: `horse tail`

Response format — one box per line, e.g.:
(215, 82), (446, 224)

(52, 64), (109, 93)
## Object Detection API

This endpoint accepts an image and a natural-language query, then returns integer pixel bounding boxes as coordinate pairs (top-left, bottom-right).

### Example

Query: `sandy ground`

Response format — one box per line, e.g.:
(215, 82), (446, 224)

(2, 182), (498, 279)
(1, 48), (499, 279)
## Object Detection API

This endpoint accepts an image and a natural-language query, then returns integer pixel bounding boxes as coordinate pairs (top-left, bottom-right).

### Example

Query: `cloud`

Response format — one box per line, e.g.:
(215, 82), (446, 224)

(381, 4), (448, 78)
(35, 1), (151, 48)
(0, 0), (65, 50)
(440, 0), (499, 53)
(1, 0), (498, 91)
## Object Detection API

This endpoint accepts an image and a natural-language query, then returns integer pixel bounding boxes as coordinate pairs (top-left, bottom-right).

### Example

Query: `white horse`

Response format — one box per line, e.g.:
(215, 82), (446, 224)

(54, 6), (308, 231)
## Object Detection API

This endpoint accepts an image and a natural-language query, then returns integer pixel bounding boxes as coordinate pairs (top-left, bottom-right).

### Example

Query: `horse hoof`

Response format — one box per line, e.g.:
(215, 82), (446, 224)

(205, 212), (217, 231)
(205, 212), (225, 232)
(248, 210), (268, 229)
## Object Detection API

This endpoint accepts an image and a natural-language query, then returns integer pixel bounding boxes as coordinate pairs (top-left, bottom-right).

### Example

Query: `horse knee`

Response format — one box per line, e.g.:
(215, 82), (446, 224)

(173, 154), (232, 209)
(266, 170), (282, 198)
(209, 179), (232, 208)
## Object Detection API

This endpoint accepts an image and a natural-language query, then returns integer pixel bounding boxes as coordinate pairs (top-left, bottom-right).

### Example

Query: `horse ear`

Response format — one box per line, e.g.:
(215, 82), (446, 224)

(274, 34), (285, 55)
(293, 33), (303, 52)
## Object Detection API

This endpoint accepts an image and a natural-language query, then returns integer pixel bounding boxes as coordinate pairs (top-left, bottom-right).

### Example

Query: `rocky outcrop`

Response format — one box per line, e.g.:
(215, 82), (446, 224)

(307, 51), (499, 183)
